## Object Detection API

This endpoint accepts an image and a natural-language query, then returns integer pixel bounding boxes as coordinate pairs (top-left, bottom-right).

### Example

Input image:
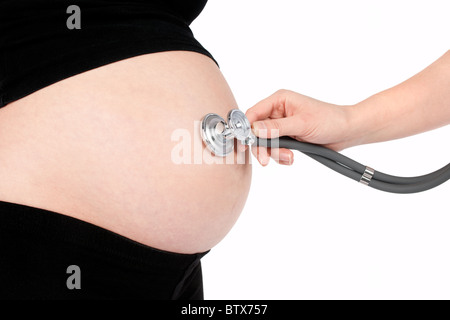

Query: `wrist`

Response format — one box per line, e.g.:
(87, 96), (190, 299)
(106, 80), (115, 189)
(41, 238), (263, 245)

(342, 100), (378, 148)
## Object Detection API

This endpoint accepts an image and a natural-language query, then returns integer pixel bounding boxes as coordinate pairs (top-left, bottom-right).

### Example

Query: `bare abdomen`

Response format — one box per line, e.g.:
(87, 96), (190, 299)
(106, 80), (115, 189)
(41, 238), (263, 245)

(0, 51), (252, 254)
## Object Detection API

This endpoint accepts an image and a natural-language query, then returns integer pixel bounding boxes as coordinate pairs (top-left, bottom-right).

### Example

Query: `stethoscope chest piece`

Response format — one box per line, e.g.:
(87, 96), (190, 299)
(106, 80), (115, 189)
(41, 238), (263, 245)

(201, 109), (255, 157)
(201, 113), (234, 157)
(200, 109), (450, 193)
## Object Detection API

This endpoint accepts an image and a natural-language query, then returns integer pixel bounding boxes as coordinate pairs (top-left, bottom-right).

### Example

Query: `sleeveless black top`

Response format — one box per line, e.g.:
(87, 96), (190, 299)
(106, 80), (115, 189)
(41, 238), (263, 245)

(0, 0), (215, 108)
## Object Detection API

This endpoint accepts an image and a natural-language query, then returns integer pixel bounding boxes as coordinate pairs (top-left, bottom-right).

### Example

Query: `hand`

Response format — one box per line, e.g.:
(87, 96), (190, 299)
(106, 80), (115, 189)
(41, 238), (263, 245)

(245, 89), (355, 166)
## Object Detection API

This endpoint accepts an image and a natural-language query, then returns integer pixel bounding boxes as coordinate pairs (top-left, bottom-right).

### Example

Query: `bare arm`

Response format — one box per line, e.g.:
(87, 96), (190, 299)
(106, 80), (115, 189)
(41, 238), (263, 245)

(246, 50), (450, 166)
(349, 50), (450, 147)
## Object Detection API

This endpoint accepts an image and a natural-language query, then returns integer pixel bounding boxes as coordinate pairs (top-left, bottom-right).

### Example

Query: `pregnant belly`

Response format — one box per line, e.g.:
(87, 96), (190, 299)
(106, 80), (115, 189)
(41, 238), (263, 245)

(0, 51), (252, 254)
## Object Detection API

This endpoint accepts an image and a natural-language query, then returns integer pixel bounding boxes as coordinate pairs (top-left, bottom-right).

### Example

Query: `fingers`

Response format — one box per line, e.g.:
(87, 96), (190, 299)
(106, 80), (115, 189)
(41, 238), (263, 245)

(246, 90), (290, 124)
(251, 146), (270, 166)
(270, 148), (294, 165)
(246, 90), (301, 139)
(241, 90), (289, 153)
(243, 89), (298, 165)
(250, 146), (294, 166)
(251, 116), (300, 139)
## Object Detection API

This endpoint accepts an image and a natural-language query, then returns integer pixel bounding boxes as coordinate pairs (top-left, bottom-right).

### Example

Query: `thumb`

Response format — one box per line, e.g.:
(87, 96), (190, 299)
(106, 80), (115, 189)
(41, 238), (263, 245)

(252, 116), (300, 139)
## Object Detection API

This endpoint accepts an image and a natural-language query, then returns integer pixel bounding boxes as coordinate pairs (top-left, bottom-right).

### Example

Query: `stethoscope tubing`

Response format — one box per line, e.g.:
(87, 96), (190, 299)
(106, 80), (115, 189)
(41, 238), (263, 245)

(256, 136), (450, 194)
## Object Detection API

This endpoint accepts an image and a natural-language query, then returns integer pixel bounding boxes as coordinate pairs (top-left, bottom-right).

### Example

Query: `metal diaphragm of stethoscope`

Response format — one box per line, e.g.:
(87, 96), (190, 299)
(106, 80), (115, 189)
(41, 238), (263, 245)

(200, 109), (256, 157)
(200, 109), (450, 194)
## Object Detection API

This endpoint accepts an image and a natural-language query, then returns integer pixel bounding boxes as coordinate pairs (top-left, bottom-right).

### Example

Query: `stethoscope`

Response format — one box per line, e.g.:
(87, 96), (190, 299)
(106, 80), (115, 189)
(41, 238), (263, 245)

(201, 109), (450, 194)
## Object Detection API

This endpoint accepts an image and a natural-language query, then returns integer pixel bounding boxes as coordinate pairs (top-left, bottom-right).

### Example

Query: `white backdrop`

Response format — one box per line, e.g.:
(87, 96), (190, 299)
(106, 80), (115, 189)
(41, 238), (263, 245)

(191, 0), (450, 300)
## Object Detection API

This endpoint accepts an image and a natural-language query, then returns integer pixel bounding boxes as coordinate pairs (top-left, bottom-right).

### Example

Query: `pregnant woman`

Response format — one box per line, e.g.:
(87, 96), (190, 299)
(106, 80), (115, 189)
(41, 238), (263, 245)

(0, 0), (251, 299)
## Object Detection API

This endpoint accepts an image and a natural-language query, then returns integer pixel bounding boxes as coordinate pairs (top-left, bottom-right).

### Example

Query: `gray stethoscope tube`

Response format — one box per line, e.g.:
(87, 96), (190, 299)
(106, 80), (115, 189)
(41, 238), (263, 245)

(259, 136), (450, 194)
(201, 109), (450, 194)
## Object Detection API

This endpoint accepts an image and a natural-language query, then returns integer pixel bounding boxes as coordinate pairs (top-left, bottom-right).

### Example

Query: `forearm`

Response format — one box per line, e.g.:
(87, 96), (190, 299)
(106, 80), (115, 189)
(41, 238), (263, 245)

(348, 50), (450, 147)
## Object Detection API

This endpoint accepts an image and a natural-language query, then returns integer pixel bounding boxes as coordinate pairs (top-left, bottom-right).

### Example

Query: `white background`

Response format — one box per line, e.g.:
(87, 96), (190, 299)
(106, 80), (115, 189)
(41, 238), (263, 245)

(192, 0), (450, 300)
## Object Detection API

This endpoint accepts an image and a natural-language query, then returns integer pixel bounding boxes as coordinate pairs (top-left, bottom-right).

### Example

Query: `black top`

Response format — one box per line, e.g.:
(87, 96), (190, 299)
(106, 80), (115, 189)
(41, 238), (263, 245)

(0, 0), (215, 108)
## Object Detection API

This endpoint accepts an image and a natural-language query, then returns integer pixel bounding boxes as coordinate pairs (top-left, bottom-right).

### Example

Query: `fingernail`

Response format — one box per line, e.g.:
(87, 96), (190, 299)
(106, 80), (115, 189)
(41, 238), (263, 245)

(260, 155), (270, 166)
(252, 121), (266, 135)
(279, 153), (292, 165)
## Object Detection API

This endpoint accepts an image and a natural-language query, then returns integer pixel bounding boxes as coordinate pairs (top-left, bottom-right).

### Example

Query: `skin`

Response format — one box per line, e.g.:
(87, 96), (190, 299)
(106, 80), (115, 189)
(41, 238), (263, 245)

(246, 50), (450, 166)
(0, 51), (252, 254)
